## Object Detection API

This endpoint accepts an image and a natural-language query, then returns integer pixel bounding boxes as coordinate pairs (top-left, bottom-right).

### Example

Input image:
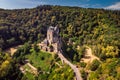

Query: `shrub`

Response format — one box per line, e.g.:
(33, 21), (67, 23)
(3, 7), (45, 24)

(80, 62), (87, 68)
(89, 59), (100, 71)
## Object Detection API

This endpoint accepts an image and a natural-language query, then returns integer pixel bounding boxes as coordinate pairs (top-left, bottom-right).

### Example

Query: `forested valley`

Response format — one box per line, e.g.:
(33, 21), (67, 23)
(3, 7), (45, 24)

(0, 5), (120, 80)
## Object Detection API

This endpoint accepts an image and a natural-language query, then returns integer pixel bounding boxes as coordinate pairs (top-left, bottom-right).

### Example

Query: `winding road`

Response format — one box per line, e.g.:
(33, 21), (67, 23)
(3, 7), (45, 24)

(57, 51), (83, 80)
(5, 44), (83, 80)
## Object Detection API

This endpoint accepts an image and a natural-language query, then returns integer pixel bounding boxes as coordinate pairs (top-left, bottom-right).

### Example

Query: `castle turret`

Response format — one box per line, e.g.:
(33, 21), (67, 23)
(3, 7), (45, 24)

(47, 26), (59, 44)
(47, 26), (54, 44)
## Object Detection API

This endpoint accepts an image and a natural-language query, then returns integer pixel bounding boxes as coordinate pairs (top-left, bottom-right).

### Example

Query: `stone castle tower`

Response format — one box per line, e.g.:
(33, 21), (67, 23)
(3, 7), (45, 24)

(39, 26), (62, 53)
(47, 26), (59, 44)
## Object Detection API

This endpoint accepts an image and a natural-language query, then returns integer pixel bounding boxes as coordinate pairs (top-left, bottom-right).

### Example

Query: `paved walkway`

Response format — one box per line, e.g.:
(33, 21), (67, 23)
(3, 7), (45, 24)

(58, 51), (83, 80)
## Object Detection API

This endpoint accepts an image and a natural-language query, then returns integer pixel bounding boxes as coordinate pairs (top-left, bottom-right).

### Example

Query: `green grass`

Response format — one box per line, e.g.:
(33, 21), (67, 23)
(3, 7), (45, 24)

(24, 72), (35, 80)
(22, 48), (74, 80)
(25, 49), (53, 71)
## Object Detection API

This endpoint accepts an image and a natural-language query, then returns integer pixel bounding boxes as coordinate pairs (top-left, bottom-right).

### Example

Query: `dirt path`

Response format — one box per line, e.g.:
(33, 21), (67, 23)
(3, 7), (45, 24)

(4, 45), (22, 56)
(20, 63), (38, 75)
(4, 45), (39, 75)
(4, 44), (83, 80)
(27, 63), (37, 71)
(81, 47), (99, 63)
(27, 63), (38, 75)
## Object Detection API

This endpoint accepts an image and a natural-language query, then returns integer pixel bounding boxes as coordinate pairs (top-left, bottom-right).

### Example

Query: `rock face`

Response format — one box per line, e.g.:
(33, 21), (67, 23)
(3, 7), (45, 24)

(39, 26), (62, 53)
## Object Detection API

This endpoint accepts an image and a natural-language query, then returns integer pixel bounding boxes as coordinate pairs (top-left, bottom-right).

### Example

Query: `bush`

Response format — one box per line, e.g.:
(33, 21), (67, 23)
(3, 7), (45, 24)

(89, 59), (100, 71)
(80, 62), (87, 68)
(33, 42), (40, 52)
(41, 56), (45, 60)
(80, 70), (87, 80)
(53, 54), (58, 59)
(88, 72), (98, 80)
(100, 53), (106, 61)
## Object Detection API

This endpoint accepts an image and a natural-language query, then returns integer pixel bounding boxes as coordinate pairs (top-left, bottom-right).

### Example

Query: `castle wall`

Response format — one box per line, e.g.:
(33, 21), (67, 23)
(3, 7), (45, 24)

(39, 26), (62, 53)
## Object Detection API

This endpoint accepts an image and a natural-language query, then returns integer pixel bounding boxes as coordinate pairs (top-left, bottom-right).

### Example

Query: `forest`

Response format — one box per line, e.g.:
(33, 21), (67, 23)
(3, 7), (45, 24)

(0, 5), (120, 80)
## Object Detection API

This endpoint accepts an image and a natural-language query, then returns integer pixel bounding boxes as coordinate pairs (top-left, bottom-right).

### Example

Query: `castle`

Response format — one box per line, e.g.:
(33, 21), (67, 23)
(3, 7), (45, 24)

(39, 26), (82, 80)
(39, 26), (62, 53)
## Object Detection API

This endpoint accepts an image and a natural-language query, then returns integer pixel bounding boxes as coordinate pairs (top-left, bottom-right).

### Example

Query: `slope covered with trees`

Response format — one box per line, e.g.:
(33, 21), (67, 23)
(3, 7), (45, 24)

(0, 5), (120, 79)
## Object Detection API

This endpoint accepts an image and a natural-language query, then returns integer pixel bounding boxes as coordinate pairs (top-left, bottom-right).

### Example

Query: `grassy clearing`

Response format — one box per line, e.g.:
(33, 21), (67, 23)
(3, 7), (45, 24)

(21, 48), (74, 80)
(25, 48), (53, 71)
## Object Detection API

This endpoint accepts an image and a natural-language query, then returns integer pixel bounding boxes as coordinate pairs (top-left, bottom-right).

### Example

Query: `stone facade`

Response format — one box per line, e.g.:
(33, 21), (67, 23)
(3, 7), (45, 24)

(39, 26), (62, 53)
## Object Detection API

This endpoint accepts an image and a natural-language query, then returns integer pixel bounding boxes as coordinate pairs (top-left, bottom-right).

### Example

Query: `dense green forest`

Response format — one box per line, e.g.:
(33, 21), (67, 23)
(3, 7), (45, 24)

(0, 5), (120, 80)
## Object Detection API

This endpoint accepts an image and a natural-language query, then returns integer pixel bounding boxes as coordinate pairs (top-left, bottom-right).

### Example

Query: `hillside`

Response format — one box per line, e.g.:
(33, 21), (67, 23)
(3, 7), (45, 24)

(0, 5), (120, 80)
